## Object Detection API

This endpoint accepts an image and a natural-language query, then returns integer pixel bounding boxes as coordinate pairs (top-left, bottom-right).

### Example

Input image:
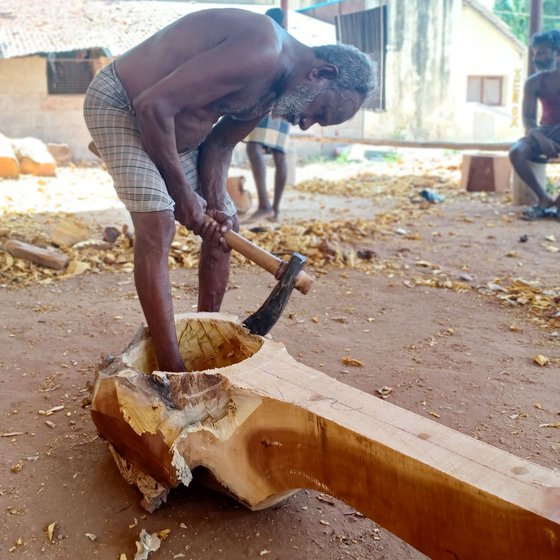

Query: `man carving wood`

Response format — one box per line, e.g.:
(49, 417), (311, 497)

(83, 8), (376, 372)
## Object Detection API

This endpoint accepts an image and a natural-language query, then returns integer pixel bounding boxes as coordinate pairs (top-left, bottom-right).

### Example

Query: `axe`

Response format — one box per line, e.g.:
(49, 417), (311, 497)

(204, 215), (314, 336)
(88, 142), (313, 335)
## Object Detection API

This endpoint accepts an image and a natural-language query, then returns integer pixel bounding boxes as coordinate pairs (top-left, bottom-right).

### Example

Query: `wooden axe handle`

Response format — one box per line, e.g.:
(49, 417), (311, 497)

(86, 142), (315, 291)
(204, 216), (313, 294)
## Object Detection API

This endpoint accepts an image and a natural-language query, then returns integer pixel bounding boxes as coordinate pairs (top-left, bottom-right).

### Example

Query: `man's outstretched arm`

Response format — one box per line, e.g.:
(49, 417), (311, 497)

(197, 116), (265, 240)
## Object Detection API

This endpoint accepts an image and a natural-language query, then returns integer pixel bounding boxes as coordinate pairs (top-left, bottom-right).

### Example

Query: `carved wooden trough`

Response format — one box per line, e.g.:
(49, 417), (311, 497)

(91, 313), (560, 559)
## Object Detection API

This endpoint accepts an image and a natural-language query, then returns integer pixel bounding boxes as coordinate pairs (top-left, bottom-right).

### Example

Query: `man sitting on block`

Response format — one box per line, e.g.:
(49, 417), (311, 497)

(83, 8), (376, 373)
(509, 30), (560, 220)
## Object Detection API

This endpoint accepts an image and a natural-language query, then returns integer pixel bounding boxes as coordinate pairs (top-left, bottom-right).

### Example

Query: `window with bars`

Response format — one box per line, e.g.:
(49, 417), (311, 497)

(47, 50), (94, 95)
(335, 6), (387, 111)
(466, 76), (504, 106)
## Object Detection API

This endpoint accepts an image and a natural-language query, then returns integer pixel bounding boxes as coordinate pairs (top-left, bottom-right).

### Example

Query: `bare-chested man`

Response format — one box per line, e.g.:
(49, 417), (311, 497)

(84, 8), (376, 372)
(509, 30), (560, 220)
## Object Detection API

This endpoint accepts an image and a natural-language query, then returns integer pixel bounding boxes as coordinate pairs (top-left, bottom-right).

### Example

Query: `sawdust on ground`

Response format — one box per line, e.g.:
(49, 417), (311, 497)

(1, 151), (559, 559)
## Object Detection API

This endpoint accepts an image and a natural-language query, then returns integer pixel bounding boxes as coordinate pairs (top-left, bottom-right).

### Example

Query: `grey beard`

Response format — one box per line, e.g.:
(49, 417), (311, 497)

(271, 85), (320, 125)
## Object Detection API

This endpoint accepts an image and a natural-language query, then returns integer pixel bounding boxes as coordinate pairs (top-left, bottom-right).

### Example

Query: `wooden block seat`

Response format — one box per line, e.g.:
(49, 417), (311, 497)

(460, 152), (512, 192)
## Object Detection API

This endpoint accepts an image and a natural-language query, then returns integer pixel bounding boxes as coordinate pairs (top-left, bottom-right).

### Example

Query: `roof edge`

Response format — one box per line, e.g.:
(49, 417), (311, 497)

(463, 0), (526, 53)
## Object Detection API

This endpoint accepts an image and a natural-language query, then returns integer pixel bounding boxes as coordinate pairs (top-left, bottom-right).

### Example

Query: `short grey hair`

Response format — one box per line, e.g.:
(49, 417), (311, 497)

(313, 44), (377, 99)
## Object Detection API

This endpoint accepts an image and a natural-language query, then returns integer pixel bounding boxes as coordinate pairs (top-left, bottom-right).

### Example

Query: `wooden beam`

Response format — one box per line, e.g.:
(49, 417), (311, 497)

(292, 134), (513, 151)
(4, 239), (69, 270)
(91, 313), (560, 560)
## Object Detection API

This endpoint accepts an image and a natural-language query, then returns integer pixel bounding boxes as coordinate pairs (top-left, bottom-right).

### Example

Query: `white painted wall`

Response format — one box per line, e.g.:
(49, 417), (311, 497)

(453, 4), (525, 141)
(360, 0), (526, 143)
(0, 56), (93, 159)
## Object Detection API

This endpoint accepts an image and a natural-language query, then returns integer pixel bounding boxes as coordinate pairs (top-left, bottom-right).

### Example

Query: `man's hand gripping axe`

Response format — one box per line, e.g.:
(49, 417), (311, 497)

(88, 141), (313, 335)
(211, 220), (314, 336)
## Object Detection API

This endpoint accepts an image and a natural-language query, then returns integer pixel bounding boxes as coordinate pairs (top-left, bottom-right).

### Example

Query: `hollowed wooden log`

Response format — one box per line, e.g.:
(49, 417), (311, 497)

(91, 313), (560, 560)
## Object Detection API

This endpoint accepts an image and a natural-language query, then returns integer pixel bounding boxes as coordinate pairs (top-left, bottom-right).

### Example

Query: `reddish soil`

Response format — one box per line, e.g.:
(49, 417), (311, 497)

(1, 158), (559, 559)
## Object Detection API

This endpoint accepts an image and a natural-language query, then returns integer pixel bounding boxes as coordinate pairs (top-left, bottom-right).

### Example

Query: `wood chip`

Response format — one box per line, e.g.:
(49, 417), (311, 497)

(38, 405), (64, 416)
(316, 494), (335, 505)
(533, 354), (550, 367)
(47, 522), (57, 543)
(341, 356), (364, 367)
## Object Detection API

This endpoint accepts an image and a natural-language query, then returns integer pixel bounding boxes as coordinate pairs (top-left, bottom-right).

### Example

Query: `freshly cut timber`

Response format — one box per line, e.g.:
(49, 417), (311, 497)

(91, 313), (560, 560)
(11, 136), (56, 176)
(4, 239), (69, 270)
(0, 133), (19, 178)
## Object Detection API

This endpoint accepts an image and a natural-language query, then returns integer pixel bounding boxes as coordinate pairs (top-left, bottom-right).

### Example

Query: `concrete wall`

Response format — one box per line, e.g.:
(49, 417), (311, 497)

(0, 56), (94, 160)
(354, 0), (526, 143)
(453, 4), (525, 141)
(359, 0), (459, 141)
(0, 42), (359, 162)
(0, 1), (527, 159)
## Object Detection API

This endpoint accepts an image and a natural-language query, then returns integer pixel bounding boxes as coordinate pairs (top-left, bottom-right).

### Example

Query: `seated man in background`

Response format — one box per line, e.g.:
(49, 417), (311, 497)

(245, 8), (291, 222)
(509, 29), (560, 220)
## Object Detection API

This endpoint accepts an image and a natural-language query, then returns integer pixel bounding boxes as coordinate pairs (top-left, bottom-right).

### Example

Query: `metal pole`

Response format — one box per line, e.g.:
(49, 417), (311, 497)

(528, 0), (543, 75)
(281, 0), (288, 28)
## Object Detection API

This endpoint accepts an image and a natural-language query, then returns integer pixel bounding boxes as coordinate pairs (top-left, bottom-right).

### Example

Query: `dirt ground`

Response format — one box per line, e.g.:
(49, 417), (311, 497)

(1, 152), (559, 559)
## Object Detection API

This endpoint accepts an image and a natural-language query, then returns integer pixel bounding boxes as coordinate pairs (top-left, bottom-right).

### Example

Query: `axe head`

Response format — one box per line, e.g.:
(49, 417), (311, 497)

(242, 252), (307, 336)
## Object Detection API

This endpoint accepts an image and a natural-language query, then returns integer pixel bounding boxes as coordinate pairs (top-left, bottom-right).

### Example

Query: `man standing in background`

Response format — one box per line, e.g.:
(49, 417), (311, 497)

(244, 8), (291, 222)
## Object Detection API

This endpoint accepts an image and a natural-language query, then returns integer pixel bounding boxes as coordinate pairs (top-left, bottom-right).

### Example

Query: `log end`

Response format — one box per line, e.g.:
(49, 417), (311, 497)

(90, 314), (266, 509)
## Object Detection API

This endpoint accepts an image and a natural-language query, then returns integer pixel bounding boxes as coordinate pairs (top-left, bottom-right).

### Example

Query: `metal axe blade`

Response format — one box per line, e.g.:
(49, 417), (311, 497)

(242, 252), (307, 336)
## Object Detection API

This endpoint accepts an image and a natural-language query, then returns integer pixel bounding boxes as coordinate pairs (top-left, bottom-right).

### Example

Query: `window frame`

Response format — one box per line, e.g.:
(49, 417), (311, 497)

(46, 50), (95, 95)
(466, 75), (505, 107)
(335, 6), (387, 112)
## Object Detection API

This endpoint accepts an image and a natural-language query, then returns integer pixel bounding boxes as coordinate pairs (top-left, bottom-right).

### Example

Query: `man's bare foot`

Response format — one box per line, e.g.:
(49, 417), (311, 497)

(241, 208), (274, 224)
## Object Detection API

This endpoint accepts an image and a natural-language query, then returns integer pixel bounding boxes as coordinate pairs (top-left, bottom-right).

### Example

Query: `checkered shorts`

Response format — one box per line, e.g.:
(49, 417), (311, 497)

(245, 114), (290, 153)
(517, 125), (560, 163)
(83, 62), (236, 215)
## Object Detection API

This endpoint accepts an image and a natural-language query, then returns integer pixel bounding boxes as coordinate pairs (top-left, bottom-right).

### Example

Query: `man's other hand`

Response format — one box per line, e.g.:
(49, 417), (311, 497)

(174, 194), (207, 235)
(531, 130), (560, 159)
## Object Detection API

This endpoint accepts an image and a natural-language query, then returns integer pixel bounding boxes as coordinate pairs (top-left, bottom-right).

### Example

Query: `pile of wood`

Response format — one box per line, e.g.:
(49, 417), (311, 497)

(0, 133), (71, 178)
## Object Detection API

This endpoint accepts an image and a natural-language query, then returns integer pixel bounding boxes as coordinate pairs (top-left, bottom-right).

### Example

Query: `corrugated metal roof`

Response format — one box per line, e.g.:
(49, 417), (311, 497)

(0, 0), (336, 59)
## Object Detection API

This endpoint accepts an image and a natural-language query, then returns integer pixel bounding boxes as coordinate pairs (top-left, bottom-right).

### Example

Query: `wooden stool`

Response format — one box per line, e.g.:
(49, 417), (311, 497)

(226, 175), (252, 215)
(460, 152), (512, 192)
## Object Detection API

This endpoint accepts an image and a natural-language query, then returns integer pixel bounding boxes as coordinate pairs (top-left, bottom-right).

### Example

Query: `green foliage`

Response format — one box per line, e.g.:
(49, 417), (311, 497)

(382, 151), (403, 163)
(494, 0), (560, 44)
(335, 150), (350, 164)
